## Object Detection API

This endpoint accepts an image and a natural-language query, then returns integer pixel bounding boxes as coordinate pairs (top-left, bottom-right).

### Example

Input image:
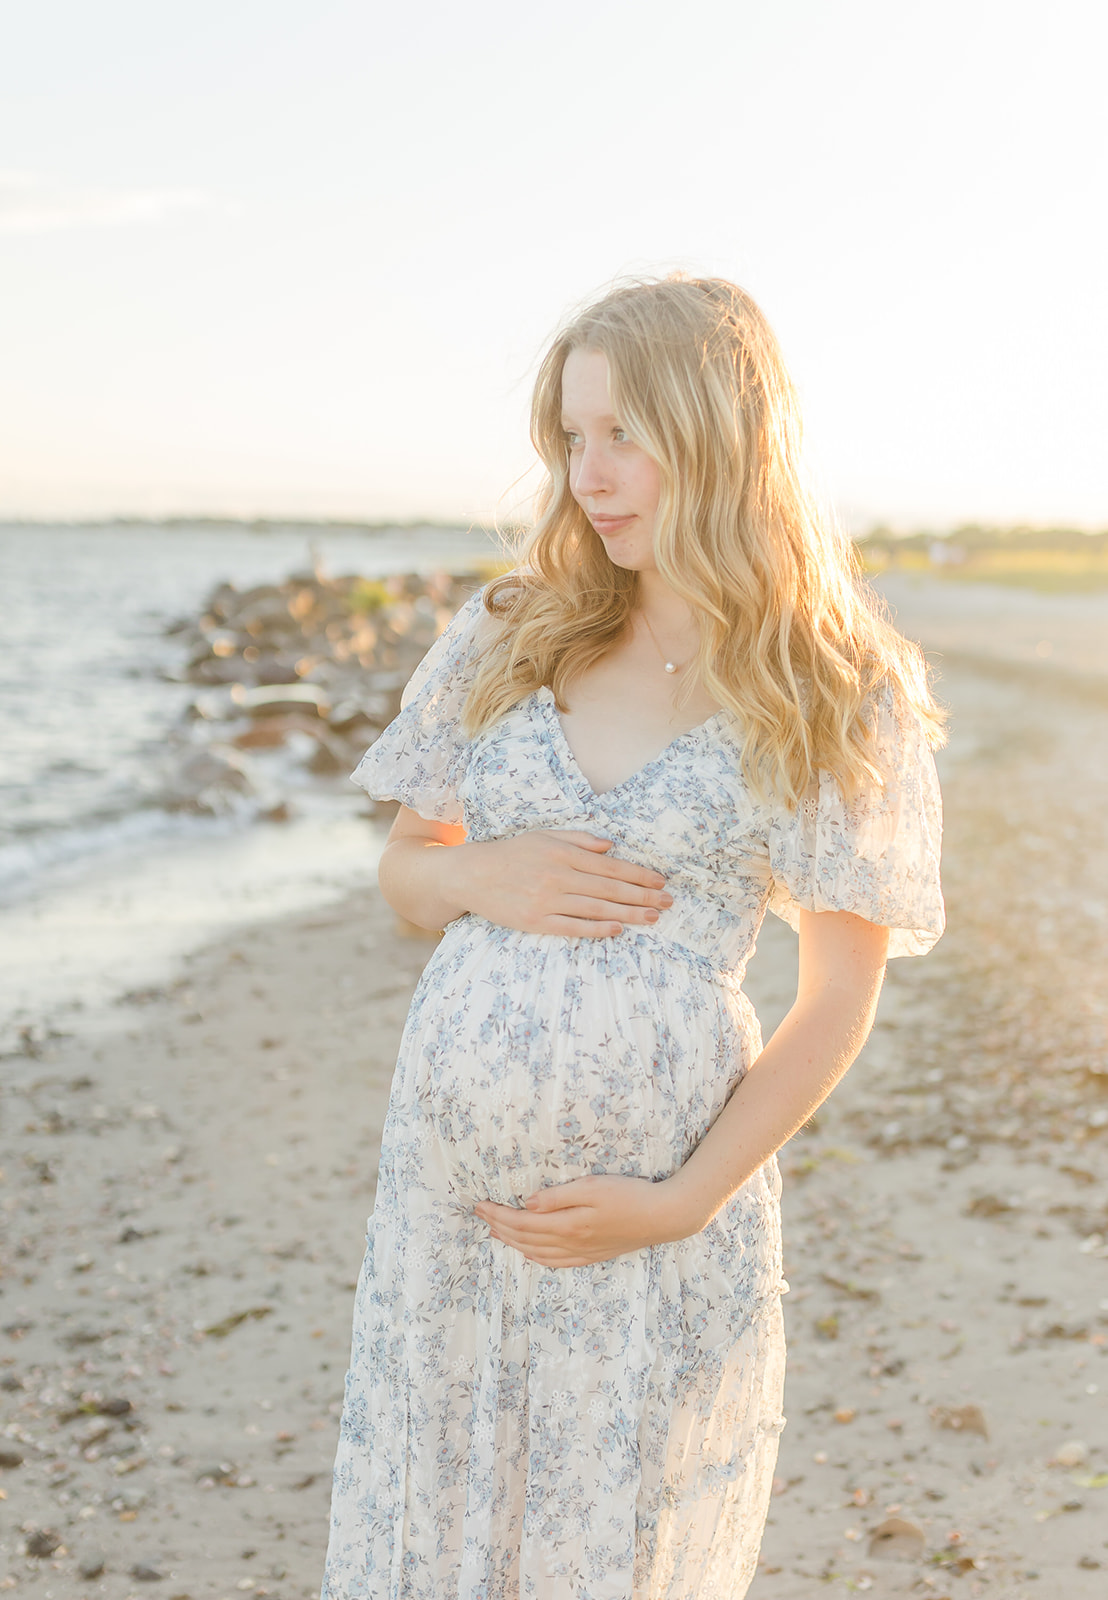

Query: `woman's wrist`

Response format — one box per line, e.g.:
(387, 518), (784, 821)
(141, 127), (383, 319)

(656, 1168), (716, 1241)
(435, 837), (482, 922)
(378, 835), (475, 930)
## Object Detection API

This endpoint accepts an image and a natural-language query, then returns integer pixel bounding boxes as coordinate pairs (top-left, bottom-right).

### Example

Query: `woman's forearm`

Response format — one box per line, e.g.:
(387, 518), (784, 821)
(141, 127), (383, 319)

(377, 835), (470, 931)
(665, 972), (884, 1233)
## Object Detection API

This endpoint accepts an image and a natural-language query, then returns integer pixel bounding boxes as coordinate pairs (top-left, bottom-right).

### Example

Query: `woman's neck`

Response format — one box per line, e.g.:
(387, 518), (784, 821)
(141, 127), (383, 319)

(634, 571), (700, 647)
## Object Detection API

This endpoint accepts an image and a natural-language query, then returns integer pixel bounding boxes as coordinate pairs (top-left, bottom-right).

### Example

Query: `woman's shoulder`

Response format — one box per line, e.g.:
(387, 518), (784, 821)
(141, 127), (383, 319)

(402, 568), (530, 693)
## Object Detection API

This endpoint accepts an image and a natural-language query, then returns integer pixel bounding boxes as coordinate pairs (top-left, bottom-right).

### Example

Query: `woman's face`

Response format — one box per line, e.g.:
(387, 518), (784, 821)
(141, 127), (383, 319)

(560, 347), (662, 573)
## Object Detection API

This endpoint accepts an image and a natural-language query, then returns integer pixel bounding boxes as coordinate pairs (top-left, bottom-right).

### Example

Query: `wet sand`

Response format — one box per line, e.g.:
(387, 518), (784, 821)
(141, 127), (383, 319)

(3, 578), (1106, 1597)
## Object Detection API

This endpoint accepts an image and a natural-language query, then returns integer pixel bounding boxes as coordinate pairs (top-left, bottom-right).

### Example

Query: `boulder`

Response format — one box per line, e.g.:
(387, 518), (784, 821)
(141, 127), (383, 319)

(230, 683), (331, 718)
(161, 746), (255, 814)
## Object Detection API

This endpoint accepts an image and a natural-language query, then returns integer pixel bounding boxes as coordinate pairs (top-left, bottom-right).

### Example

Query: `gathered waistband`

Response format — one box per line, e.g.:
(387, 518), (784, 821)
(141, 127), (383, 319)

(445, 912), (748, 992)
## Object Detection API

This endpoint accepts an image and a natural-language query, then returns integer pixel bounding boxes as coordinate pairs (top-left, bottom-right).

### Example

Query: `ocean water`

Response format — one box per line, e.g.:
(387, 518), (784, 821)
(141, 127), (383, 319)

(0, 521), (502, 1042)
(0, 521), (503, 890)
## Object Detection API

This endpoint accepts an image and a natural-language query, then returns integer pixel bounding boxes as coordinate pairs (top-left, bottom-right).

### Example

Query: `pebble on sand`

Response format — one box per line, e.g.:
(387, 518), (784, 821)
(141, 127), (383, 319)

(867, 1516), (926, 1560)
(23, 1527), (63, 1557)
(930, 1403), (989, 1438)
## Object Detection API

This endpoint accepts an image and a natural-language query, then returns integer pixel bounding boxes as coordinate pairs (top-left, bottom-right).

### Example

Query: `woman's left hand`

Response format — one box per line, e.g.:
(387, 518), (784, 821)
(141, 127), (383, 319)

(474, 1174), (693, 1267)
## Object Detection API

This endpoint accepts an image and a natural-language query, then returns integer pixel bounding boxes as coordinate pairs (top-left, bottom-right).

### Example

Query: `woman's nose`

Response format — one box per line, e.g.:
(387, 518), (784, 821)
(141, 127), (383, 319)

(572, 443), (611, 497)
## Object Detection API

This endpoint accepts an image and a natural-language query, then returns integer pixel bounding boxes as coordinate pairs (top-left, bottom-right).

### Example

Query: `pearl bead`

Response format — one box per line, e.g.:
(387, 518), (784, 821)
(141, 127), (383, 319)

(664, 662), (678, 674)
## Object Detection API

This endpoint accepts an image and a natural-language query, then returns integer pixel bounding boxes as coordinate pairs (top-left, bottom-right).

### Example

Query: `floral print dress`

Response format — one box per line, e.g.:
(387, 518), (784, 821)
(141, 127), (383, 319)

(322, 588), (944, 1600)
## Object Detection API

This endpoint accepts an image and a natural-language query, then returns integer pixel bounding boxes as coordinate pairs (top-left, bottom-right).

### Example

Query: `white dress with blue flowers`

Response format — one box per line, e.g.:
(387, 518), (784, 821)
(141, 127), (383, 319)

(322, 589), (944, 1600)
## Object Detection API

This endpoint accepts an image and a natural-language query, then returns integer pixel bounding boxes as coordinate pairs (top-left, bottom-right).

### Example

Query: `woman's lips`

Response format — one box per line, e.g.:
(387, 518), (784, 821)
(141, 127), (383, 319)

(590, 515), (635, 535)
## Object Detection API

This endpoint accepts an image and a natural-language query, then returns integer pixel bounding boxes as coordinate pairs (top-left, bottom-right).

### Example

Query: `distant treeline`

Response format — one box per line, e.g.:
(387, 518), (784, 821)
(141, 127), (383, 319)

(0, 516), (484, 535)
(4, 516), (1104, 548)
(856, 524), (1108, 592)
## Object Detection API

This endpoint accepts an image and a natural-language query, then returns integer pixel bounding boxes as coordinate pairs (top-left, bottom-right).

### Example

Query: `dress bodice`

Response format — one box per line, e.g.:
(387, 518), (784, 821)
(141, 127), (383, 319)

(459, 686), (775, 980)
(351, 587), (945, 964)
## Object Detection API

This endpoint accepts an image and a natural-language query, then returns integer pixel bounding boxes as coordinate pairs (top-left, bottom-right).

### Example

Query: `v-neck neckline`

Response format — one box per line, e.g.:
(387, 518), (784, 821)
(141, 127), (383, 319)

(533, 685), (732, 805)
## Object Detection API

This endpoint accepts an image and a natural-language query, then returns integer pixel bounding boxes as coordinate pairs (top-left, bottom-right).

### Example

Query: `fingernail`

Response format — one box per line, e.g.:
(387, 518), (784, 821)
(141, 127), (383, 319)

(660, 895), (674, 907)
(645, 909), (659, 923)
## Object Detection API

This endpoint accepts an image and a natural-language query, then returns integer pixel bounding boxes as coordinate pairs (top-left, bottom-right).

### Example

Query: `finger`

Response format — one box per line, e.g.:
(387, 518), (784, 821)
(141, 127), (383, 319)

(558, 870), (670, 907)
(524, 1185), (590, 1212)
(555, 881), (668, 918)
(487, 1206), (588, 1237)
(537, 915), (624, 939)
(546, 832), (667, 889)
(550, 831), (614, 852)
(518, 1250), (590, 1268)
(476, 1200), (534, 1224)
(562, 891), (663, 921)
(576, 876), (671, 909)
(487, 1215), (589, 1248)
(573, 854), (669, 891)
(482, 1222), (601, 1266)
(478, 1199), (588, 1234)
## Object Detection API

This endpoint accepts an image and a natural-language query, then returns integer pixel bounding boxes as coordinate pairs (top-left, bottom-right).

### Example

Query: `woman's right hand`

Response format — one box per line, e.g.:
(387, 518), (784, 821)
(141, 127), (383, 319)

(379, 809), (672, 937)
(448, 828), (673, 937)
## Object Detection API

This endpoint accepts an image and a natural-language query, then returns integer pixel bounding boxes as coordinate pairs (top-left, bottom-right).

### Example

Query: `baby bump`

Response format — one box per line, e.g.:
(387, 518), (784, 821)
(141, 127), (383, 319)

(395, 919), (756, 1206)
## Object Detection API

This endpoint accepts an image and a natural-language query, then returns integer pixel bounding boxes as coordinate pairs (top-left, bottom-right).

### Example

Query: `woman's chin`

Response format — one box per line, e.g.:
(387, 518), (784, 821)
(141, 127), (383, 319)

(599, 542), (657, 574)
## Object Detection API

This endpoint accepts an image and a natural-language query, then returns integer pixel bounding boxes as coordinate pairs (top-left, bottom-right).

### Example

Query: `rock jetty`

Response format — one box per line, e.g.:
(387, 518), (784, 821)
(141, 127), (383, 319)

(161, 568), (481, 815)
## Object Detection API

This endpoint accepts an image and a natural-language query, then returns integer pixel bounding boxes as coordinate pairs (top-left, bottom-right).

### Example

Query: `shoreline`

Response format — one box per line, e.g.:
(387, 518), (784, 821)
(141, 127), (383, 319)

(0, 804), (389, 1056)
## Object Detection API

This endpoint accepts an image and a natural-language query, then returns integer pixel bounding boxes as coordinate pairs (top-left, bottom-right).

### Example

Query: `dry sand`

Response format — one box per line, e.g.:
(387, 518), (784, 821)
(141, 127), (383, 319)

(2, 576), (1106, 1598)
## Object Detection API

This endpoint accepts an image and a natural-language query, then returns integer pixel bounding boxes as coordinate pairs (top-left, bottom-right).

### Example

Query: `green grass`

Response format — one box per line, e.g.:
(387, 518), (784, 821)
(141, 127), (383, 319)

(858, 528), (1108, 593)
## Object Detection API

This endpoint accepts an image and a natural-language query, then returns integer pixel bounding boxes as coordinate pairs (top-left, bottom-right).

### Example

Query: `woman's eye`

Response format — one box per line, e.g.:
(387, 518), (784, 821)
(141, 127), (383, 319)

(564, 432), (582, 450)
(612, 428), (628, 443)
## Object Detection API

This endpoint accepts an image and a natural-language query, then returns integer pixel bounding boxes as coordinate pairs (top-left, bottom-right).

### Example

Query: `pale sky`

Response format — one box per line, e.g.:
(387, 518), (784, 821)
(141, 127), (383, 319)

(1, 0), (1105, 529)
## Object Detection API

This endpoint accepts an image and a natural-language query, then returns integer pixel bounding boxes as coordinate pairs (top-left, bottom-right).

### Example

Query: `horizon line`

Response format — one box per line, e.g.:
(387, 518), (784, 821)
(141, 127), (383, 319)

(2, 515), (1107, 541)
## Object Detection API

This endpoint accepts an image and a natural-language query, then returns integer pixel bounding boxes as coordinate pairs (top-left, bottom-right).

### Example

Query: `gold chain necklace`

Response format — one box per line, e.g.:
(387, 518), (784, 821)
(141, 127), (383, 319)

(639, 610), (684, 675)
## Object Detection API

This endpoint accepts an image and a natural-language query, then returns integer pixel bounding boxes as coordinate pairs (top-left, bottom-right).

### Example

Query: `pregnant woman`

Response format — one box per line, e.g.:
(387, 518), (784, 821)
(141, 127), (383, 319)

(321, 275), (945, 1599)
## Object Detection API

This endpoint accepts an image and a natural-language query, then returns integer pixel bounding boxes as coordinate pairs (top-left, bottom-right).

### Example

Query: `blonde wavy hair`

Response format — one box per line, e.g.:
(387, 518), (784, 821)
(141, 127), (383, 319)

(465, 275), (945, 804)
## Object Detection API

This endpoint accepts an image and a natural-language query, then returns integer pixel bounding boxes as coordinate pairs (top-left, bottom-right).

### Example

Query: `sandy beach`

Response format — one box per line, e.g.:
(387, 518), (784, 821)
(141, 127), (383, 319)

(3, 575), (1107, 1598)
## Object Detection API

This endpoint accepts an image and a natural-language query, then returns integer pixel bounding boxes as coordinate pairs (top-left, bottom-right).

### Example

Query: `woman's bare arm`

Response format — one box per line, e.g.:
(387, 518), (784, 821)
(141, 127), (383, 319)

(664, 906), (888, 1231)
(477, 907), (889, 1264)
(376, 806), (674, 938)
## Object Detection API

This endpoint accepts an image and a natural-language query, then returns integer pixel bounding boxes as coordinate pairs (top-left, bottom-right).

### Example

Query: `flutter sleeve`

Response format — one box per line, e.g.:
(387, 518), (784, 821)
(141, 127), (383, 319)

(349, 586), (489, 824)
(766, 685), (945, 957)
